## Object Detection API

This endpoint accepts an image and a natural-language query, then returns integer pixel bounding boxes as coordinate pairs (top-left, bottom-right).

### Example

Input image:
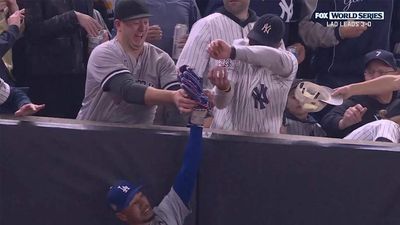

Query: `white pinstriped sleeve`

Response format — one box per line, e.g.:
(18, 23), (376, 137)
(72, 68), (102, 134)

(0, 78), (10, 105)
(234, 42), (297, 77)
(213, 85), (234, 109)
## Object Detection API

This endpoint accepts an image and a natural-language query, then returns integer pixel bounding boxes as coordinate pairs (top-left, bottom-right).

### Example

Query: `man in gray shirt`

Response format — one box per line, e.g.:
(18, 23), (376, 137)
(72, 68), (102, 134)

(77, 0), (197, 124)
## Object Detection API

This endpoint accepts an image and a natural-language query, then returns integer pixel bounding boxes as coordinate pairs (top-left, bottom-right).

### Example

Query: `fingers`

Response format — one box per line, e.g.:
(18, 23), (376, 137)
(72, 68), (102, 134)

(346, 105), (366, 123)
(88, 18), (102, 37)
(14, 104), (45, 116)
(331, 88), (342, 97)
(208, 66), (229, 90)
(146, 25), (162, 41)
(35, 104), (46, 112)
(353, 104), (364, 112)
(78, 13), (102, 37)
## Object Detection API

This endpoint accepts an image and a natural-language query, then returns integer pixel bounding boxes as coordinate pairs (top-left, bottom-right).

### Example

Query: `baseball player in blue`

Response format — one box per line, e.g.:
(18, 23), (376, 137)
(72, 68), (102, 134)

(107, 126), (203, 225)
(107, 66), (206, 225)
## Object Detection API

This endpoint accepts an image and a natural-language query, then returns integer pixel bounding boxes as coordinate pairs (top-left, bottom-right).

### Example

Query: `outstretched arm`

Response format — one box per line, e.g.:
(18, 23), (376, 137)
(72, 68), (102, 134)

(173, 125), (203, 206)
(332, 75), (400, 99)
(208, 39), (296, 77)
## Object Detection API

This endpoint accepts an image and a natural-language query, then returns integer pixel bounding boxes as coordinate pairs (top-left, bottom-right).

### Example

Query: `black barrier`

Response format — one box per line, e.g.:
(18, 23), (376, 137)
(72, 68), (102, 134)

(0, 116), (400, 225)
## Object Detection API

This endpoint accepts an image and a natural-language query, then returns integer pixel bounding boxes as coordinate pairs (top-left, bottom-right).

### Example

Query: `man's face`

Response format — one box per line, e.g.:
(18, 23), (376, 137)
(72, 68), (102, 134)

(286, 91), (308, 118)
(118, 192), (155, 224)
(364, 60), (395, 81)
(223, 0), (250, 16)
(116, 17), (149, 52)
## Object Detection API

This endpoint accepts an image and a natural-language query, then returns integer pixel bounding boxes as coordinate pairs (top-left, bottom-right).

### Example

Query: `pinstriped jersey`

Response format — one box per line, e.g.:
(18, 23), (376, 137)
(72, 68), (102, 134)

(0, 78), (10, 105)
(211, 40), (298, 134)
(177, 11), (256, 88)
(77, 39), (180, 124)
(344, 119), (400, 143)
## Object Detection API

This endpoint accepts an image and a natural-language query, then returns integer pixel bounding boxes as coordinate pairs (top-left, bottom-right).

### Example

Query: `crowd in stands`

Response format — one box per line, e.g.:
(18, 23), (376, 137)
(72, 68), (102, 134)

(0, 0), (399, 143)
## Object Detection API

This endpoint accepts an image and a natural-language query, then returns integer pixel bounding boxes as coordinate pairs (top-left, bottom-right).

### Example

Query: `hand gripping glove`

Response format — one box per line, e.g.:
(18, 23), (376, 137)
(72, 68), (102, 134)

(178, 65), (209, 126)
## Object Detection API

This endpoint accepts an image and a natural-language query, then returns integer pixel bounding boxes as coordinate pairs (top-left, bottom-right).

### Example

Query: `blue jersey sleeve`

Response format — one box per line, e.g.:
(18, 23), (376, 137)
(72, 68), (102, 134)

(173, 125), (203, 206)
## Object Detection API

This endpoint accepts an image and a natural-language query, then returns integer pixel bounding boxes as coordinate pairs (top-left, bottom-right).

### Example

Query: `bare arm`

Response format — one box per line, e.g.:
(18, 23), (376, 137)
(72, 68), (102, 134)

(333, 75), (400, 99)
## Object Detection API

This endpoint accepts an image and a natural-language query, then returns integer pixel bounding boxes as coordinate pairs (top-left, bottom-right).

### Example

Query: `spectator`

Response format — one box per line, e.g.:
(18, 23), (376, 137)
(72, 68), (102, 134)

(0, 78), (44, 116)
(77, 0), (197, 124)
(321, 49), (399, 138)
(281, 79), (399, 143)
(177, 0), (257, 89)
(282, 79), (326, 136)
(0, 0), (19, 85)
(203, 0), (304, 57)
(207, 14), (298, 134)
(107, 123), (204, 225)
(145, 0), (200, 59)
(16, 0), (102, 118)
(299, 0), (396, 88)
(144, 0), (201, 126)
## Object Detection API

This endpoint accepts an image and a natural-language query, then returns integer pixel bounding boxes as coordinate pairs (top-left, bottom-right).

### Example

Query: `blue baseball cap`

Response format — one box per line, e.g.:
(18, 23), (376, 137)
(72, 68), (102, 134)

(107, 180), (142, 212)
(364, 49), (397, 70)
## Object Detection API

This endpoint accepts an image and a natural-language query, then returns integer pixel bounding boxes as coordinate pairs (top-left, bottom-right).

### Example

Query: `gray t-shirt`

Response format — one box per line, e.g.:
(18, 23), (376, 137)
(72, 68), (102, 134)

(77, 39), (179, 124)
(151, 188), (190, 225)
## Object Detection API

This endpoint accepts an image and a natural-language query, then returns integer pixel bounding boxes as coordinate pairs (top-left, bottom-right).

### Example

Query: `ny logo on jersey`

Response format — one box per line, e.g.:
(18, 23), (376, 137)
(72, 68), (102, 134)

(118, 185), (130, 193)
(252, 84), (269, 109)
(262, 23), (272, 34)
(279, 0), (293, 22)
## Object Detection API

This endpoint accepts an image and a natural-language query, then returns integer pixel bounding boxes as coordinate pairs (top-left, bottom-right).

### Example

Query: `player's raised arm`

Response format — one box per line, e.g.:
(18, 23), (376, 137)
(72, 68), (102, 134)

(172, 124), (203, 206)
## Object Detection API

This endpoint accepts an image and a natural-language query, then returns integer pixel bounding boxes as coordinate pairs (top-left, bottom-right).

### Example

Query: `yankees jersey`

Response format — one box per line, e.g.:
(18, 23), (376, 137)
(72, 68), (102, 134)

(283, 112), (327, 137)
(77, 39), (179, 124)
(151, 188), (190, 225)
(344, 119), (400, 143)
(0, 77), (10, 105)
(177, 7), (257, 88)
(211, 39), (298, 134)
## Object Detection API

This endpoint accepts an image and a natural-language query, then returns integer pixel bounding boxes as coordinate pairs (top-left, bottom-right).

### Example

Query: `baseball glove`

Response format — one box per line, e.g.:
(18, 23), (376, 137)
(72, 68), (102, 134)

(178, 65), (209, 109)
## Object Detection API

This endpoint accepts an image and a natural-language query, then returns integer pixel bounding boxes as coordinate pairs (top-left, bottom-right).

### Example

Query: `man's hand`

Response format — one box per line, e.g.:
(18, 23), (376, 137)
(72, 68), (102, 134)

(173, 89), (198, 113)
(332, 85), (353, 100)
(146, 25), (162, 42)
(14, 103), (45, 116)
(7, 9), (24, 28)
(207, 66), (230, 91)
(339, 25), (367, 39)
(287, 43), (305, 64)
(203, 89), (215, 109)
(75, 11), (102, 37)
(207, 39), (231, 60)
(338, 104), (367, 129)
(176, 34), (189, 48)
